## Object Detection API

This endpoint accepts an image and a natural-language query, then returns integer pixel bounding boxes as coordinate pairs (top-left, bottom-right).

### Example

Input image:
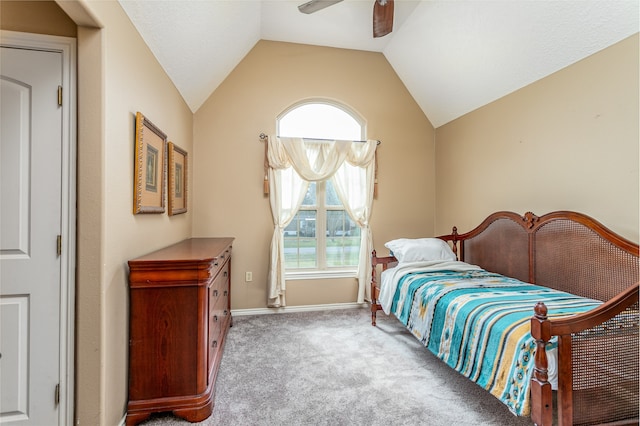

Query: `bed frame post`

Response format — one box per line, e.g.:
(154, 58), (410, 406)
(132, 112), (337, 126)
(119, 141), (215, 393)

(450, 226), (459, 259)
(530, 302), (553, 426)
(371, 249), (379, 326)
(555, 335), (573, 426)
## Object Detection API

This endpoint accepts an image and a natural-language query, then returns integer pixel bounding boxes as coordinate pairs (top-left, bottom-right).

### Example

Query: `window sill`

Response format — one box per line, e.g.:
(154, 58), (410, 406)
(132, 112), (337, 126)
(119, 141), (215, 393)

(285, 270), (358, 281)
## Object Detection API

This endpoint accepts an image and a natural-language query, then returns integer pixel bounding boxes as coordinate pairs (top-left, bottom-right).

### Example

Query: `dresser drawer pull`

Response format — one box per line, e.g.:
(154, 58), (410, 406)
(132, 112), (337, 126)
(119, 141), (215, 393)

(223, 290), (228, 296)
(224, 271), (228, 278)
(213, 315), (218, 322)
(214, 261), (219, 267)
(211, 340), (218, 349)
(213, 289), (218, 297)
(223, 310), (228, 316)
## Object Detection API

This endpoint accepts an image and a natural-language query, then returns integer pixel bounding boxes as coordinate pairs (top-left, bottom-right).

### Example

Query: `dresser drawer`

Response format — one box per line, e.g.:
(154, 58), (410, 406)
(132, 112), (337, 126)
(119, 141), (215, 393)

(208, 321), (221, 378)
(209, 289), (228, 342)
(203, 245), (231, 283)
(208, 259), (230, 376)
(208, 261), (230, 316)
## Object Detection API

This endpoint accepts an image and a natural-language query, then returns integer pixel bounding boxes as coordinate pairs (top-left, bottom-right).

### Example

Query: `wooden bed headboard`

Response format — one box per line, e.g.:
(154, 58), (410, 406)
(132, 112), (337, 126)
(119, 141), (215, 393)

(438, 211), (639, 302)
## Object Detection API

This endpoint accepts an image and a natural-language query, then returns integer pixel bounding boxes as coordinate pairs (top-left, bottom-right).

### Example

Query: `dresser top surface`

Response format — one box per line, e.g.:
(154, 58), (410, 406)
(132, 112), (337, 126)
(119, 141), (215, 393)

(129, 237), (234, 265)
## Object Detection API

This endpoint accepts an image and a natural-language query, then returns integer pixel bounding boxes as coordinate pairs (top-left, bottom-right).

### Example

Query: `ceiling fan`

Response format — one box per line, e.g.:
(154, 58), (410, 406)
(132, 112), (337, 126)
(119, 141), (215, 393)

(298, 0), (395, 38)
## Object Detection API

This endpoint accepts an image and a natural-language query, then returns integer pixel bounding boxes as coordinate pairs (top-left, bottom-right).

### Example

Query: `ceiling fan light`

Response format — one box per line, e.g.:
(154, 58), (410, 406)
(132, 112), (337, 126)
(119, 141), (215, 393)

(298, 0), (344, 14)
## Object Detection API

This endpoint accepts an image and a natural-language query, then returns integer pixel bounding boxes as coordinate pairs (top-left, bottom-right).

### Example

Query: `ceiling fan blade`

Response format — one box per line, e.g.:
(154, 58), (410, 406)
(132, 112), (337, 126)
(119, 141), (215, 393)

(373, 0), (394, 38)
(298, 0), (343, 14)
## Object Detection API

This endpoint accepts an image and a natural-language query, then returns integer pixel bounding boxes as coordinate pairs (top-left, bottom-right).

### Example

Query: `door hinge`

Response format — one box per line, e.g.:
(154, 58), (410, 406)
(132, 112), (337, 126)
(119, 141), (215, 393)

(55, 383), (60, 406)
(57, 235), (62, 256)
(58, 86), (63, 106)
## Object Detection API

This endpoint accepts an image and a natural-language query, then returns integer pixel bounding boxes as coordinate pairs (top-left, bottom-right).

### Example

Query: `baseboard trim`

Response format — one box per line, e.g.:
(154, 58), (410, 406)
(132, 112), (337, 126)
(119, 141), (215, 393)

(231, 302), (367, 316)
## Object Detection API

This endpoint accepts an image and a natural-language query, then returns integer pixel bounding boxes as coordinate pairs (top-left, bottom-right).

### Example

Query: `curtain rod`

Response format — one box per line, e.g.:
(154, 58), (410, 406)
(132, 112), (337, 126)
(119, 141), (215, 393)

(259, 133), (380, 145)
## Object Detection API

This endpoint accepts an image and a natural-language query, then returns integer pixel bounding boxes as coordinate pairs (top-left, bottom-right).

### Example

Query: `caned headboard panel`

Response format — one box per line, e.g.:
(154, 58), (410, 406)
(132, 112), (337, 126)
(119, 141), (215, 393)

(458, 214), (530, 283)
(440, 211), (639, 302)
(533, 214), (639, 301)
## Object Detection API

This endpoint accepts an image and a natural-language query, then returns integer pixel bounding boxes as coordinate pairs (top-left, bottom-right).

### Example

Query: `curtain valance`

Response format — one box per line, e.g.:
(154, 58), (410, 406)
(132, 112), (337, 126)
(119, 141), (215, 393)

(267, 136), (377, 178)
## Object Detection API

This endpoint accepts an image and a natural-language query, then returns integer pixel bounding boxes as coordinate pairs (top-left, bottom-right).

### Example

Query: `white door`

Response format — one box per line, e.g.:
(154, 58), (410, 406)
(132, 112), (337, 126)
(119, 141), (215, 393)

(0, 45), (63, 425)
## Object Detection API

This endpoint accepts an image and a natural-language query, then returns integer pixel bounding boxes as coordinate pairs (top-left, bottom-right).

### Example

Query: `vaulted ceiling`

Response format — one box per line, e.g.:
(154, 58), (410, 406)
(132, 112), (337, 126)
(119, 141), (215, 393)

(119, 0), (639, 127)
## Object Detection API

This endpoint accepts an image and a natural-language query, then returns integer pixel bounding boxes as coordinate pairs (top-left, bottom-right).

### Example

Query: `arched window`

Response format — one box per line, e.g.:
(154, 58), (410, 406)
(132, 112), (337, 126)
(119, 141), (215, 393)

(278, 101), (364, 141)
(277, 101), (365, 275)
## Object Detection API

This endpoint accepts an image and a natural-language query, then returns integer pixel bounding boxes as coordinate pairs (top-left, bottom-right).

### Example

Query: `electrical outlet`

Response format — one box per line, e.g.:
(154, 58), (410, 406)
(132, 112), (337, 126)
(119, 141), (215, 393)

(245, 271), (253, 282)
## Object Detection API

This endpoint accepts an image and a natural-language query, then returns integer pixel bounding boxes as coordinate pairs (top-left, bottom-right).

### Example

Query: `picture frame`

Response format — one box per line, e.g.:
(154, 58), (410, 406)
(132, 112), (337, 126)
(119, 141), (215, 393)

(168, 142), (188, 216)
(133, 112), (167, 214)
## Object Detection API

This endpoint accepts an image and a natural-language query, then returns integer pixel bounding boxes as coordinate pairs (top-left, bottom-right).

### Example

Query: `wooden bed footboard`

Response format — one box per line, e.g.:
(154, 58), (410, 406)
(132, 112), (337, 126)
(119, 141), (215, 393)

(531, 284), (639, 426)
(371, 210), (639, 425)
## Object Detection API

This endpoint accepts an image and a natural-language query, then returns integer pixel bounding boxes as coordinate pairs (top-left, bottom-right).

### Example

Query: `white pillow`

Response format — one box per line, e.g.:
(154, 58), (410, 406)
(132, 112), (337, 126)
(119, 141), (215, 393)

(384, 238), (457, 263)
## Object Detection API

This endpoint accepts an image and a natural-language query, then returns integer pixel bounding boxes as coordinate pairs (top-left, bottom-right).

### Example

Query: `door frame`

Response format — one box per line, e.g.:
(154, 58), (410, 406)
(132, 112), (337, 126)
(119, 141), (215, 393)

(1, 30), (77, 425)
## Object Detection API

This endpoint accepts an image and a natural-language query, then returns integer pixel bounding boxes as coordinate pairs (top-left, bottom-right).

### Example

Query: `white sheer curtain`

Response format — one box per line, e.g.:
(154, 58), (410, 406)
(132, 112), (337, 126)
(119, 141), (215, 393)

(267, 136), (377, 307)
(331, 142), (376, 303)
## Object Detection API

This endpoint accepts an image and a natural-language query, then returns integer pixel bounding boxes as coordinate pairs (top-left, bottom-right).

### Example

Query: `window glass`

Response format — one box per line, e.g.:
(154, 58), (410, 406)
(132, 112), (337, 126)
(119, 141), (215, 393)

(325, 210), (360, 268)
(279, 103), (361, 140)
(278, 101), (363, 274)
(284, 210), (317, 269)
(302, 182), (317, 206)
(325, 180), (340, 206)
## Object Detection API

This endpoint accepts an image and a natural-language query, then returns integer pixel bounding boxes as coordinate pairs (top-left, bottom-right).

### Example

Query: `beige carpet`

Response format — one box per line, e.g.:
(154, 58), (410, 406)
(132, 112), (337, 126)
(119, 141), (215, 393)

(139, 307), (533, 426)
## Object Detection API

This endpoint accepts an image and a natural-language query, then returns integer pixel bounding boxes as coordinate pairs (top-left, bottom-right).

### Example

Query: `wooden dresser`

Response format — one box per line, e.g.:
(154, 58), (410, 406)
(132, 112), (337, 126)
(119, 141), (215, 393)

(125, 237), (233, 425)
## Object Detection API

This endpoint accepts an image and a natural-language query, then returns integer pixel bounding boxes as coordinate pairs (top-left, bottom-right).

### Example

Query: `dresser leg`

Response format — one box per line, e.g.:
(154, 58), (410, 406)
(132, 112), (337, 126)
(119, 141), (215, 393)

(125, 412), (151, 426)
(173, 400), (214, 423)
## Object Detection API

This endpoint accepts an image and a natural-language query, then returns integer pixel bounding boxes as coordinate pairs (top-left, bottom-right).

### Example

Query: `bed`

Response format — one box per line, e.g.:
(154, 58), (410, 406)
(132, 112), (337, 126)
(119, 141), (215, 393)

(370, 211), (639, 426)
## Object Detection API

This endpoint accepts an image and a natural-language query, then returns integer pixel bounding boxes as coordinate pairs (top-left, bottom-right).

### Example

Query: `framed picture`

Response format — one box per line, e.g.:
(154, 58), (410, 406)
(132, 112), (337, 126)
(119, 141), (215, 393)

(133, 112), (167, 214)
(168, 142), (188, 215)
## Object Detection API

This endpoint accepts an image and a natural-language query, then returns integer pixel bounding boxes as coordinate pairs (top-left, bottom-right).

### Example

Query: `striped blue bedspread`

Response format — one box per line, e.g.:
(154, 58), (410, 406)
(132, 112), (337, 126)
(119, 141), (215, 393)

(388, 268), (601, 416)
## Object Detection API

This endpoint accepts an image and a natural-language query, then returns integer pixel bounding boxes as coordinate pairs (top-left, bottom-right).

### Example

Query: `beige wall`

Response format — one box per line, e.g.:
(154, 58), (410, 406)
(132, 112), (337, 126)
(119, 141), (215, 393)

(97, 5), (193, 426)
(79, 2), (194, 424)
(1, 0), (76, 37)
(192, 40), (436, 310)
(76, 24), (103, 424)
(435, 34), (639, 242)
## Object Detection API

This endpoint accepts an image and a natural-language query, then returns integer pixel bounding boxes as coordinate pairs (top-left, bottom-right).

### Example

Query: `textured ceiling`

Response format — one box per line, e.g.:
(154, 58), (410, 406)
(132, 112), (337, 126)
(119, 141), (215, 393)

(119, 0), (639, 127)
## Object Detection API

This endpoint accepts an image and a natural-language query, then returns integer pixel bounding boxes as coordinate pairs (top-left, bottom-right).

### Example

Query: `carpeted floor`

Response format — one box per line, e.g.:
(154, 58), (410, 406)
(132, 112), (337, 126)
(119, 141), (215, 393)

(139, 307), (533, 426)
